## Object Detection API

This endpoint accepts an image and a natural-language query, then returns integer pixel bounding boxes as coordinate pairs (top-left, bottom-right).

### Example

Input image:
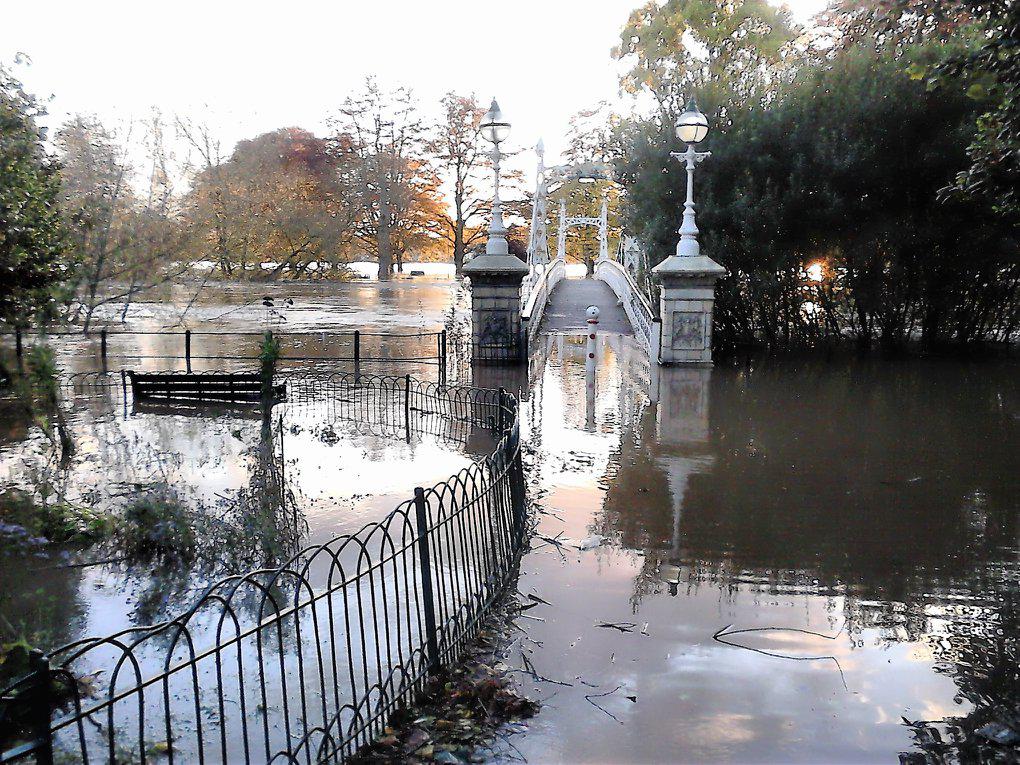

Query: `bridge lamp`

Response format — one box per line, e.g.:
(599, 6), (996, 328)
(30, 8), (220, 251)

(671, 98), (712, 258)
(675, 99), (710, 145)
(481, 98), (511, 256)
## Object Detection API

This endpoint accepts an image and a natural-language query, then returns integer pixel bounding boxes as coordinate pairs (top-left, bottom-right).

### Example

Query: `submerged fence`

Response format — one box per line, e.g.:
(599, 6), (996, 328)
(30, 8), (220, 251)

(1, 328), (449, 382)
(0, 375), (525, 764)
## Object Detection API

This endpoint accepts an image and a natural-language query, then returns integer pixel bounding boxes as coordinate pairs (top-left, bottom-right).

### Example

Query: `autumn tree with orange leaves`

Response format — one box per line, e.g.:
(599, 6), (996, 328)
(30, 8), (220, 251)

(183, 128), (357, 279)
(329, 79), (445, 279)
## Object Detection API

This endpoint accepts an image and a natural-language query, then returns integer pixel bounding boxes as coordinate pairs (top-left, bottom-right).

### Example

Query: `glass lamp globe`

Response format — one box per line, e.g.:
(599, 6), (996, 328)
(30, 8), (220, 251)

(480, 99), (511, 145)
(676, 99), (709, 145)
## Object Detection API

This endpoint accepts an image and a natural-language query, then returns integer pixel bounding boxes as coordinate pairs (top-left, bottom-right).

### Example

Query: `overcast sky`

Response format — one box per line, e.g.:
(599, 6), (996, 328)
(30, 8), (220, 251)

(3, 0), (828, 177)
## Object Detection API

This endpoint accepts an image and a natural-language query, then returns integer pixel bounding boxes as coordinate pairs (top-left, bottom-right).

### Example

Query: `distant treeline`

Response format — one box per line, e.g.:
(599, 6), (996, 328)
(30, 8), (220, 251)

(1, 77), (520, 330)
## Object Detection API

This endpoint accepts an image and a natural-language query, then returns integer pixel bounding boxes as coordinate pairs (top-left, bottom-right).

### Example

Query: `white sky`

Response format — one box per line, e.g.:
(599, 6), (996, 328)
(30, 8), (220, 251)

(3, 0), (828, 179)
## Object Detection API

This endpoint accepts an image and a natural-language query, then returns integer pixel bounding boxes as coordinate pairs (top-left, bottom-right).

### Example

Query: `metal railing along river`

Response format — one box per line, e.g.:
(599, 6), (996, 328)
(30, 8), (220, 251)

(1, 328), (449, 383)
(0, 374), (526, 764)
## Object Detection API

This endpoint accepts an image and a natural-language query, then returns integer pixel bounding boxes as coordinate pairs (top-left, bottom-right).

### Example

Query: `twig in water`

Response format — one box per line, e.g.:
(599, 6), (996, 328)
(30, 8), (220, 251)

(595, 621), (637, 633)
(517, 652), (573, 687)
(712, 623), (849, 690)
(33, 556), (130, 571)
(584, 685), (624, 724)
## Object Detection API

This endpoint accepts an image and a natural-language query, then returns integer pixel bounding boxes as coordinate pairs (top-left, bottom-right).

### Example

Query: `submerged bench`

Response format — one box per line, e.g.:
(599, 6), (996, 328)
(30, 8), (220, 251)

(127, 371), (286, 404)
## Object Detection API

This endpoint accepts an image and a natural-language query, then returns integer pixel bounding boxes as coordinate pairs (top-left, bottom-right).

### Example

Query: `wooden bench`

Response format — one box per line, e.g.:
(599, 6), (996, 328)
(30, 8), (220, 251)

(127, 372), (286, 404)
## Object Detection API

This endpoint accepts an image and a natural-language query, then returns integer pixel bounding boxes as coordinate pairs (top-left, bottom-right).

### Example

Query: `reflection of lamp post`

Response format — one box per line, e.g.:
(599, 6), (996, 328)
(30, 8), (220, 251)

(671, 99), (711, 259)
(480, 98), (511, 256)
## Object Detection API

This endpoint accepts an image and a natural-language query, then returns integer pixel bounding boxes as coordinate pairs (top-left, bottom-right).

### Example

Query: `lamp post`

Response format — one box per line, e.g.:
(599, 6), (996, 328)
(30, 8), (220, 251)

(651, 97), (727, 366)
(671, 99), (711, 258)
(480, 98), (511, 256)
(464, 97), (528, 364)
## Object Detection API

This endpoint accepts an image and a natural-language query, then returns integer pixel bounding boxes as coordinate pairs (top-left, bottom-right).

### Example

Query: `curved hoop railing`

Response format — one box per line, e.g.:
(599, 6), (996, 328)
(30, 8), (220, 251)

(595, 258), (660, 360)
(521, 259), (566, 345)
(0, 375), (526, 765)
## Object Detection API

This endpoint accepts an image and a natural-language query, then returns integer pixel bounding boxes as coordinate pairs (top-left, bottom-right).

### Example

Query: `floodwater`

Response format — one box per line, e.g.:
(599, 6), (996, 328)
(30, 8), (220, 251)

(1, 272), (1018, 763)
(490, 330), (1019, 764)
(0, 271), (478, 653)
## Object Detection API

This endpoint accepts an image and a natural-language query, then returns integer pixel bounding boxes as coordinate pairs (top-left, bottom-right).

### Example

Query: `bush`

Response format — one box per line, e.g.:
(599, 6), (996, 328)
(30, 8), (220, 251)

(114, 494), (197, 562)
(0, 490), (111, 550)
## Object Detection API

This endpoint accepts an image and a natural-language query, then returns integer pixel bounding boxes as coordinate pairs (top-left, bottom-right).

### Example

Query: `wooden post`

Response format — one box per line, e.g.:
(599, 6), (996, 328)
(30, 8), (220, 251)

(413, 487), (441, 674)
(100, 329), (107, 362)
(185, 330), (192, 373)
(15, 327), (23, 360)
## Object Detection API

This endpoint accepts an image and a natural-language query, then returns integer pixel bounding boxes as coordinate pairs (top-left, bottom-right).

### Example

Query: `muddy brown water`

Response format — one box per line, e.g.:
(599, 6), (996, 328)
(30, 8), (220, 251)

(1, 275), (1017, 763)
(493, 332), (1018, 764)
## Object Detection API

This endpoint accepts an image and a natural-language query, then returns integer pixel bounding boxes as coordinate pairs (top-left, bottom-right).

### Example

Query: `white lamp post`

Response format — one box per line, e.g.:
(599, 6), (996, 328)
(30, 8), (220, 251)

(651, 97), (727, 366)
(464, 97), (528, 364)
(671, 99), (711, 258)
(481, 98), (511, 256)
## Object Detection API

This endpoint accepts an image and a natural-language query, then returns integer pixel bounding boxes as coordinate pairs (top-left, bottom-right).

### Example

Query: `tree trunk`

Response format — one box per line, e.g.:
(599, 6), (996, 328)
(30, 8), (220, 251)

(454, 223), (466, 275)
(377, 223), (393, 281)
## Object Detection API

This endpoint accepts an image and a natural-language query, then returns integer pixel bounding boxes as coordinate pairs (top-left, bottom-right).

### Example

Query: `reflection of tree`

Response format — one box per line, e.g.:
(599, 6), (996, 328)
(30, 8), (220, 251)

(668, 363), (1017, 597)
(114, 402), (305, 627)
(590, 360), (1019, 756)
(900, 592), (1019, 763)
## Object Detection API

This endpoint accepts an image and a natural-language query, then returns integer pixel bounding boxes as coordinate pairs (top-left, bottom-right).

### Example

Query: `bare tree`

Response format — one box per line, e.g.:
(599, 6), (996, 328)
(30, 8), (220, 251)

(329, 79), (440, 279)
(176, 116), (232, 275)
(431, 93), (489, 275)
(57, 115), (190, 331)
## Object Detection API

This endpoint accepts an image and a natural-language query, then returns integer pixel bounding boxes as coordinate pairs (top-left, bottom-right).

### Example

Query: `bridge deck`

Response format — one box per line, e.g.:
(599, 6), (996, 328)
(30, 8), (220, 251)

(540, 278), (634, 335)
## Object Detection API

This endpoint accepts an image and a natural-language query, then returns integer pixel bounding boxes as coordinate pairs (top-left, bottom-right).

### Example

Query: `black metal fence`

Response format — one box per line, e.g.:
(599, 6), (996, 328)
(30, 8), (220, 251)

(2, 328), (449, 382)
(0, 374), (525, 764)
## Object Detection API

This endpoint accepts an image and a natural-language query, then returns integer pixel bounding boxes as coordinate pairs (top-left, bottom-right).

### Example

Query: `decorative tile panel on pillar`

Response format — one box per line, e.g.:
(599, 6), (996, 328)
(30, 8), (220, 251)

(652, 255), (726, 365)
(464, 254), (529, 364)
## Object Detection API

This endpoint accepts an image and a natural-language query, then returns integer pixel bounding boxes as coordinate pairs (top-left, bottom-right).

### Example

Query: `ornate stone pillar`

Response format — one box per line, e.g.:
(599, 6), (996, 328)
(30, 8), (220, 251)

(464, 255), (529, 364)
(652, 255), (726, 365)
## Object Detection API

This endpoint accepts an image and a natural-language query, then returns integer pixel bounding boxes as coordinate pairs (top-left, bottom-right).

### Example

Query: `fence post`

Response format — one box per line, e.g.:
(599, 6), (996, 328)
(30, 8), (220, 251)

(497, 387), (507, 435)
(27, 649), (54, 765)
(354, 330), (361, 384)
(413, 487), (442, 674)
(404, 374), (412, 444)
(510, 428), (526, 550)
(436, 332), (443, 385)
(185, 330), (192, 373)
(440, 330), (447, 386)
(15, 327), (23, 361)
(100, 329), (107, 364)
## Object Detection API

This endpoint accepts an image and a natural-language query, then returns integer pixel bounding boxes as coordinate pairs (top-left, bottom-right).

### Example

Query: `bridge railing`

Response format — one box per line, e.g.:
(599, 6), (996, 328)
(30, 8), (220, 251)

(521, 259), (566, 349)
(595, 258), (660, 361)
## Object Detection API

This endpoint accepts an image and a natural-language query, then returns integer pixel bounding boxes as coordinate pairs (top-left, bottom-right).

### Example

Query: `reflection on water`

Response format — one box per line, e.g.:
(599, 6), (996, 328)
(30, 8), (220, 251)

(0, 373), (485, 659)
(496, 334), (1018, 763)
(1, 278), (1017, 762)
(0, 280), (477, 651)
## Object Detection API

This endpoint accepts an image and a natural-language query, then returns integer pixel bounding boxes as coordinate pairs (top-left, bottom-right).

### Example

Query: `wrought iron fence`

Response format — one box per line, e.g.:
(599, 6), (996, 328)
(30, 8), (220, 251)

(0, 374), (525, 764)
